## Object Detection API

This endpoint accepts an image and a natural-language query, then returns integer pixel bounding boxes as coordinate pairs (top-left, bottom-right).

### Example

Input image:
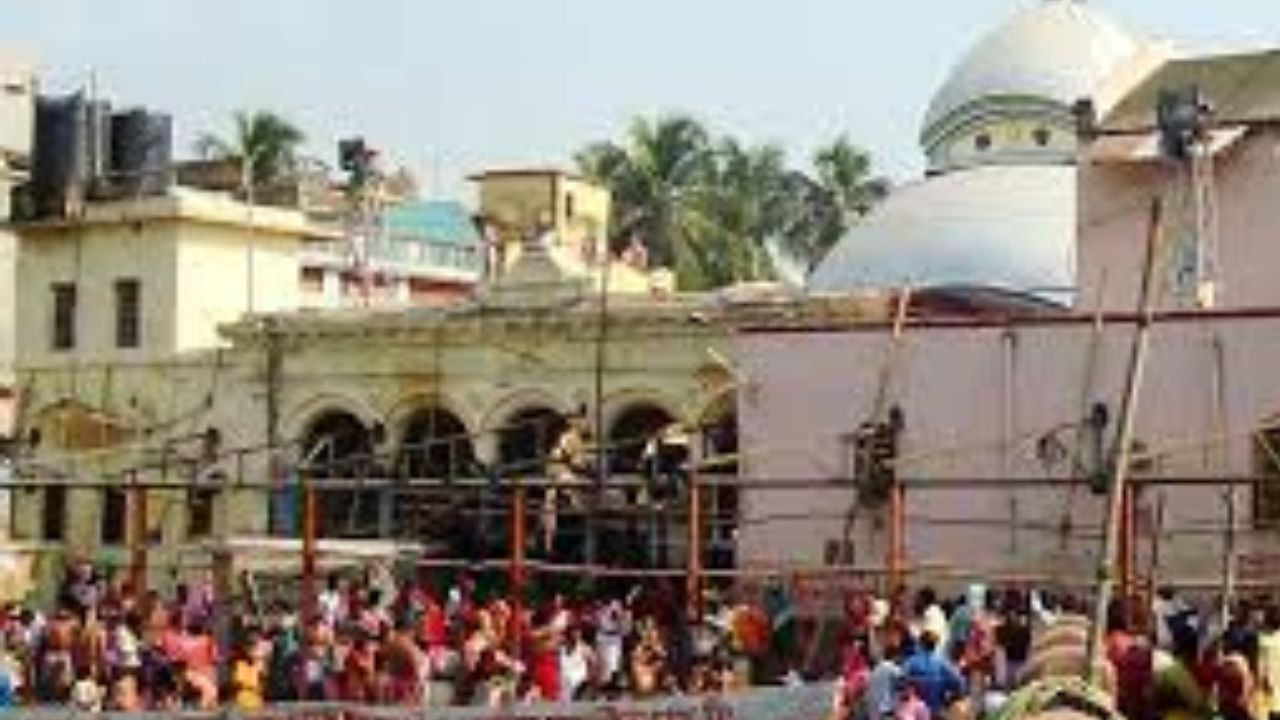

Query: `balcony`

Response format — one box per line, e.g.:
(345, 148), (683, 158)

(301, 237), (482, 283)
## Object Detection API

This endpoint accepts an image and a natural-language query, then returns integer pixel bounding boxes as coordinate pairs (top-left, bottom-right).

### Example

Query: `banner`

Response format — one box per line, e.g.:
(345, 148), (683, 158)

(11, 682), (836, 720)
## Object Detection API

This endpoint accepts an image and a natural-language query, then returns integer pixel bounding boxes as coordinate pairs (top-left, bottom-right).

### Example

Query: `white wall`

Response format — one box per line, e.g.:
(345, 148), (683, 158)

(0, 228), (13, 385)
(1079, 128), (1280, 312)
(175, 227), (300, 351)
(15, 222), (180, 366)
(738, 313), (1280, 587)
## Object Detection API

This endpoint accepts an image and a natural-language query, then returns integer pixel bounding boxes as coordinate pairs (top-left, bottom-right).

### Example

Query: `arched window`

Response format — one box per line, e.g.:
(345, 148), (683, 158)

(399, 407), (476, 480)
(497, 406), (567, 475)
(301, 410), (380, 538)
(608, 403), (677, 475)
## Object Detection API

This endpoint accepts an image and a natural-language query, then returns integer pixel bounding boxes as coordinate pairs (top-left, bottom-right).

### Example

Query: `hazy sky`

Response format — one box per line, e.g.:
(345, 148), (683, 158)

(4, 1), (1279, 198)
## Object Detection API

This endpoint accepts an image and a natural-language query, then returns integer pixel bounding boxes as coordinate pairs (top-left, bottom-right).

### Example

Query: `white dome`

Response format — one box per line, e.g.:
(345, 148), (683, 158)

(922, 0), (1140, 141)
(807, 165), (1076, 298)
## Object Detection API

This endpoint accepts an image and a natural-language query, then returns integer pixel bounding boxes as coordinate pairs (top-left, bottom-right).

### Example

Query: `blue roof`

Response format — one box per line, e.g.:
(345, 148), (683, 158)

(384, 200), (481, 247)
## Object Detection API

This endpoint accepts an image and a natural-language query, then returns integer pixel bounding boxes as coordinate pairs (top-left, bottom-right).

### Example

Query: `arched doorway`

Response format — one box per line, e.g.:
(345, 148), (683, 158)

(608, 403), (676, 474)
(397, 406), (478, 549)
(608, 402), (680, 570)
(400, 407), (476, 479)
(301, 410), (381, 538)
(497, 406), (568, 474)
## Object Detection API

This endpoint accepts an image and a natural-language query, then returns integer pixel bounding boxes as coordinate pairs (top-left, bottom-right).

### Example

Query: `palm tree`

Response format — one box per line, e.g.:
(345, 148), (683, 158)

(577, 117), (887, 288)
(576, 115), (712, 286)
(195, 110), (305, 188)
(811, 137), (889, 254)
(683, 140), (789, 287)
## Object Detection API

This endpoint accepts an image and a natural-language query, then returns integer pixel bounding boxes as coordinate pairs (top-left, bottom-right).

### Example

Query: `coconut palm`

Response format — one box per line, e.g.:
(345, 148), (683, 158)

(195, 110), (306, 188)
(682, 140), (790, 287)
(576, 115), (713, 286)
(577, 116), (886, 288)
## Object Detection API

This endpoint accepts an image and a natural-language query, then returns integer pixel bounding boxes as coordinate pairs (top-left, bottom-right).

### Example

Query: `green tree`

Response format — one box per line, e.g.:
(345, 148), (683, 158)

(682, 140), (789, 287)
(576, 115), (713, 286)
(577, 117), (886, 288)
(804, 136), (890, 267)
(195, 110), (306, 187)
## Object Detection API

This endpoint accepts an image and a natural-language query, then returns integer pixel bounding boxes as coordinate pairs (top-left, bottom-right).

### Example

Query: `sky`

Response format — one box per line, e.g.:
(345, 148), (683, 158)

(4, 1), (1280, 199)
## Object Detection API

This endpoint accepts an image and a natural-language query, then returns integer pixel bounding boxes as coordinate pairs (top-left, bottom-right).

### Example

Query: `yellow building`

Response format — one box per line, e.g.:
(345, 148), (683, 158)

(473, 169), (612, 273)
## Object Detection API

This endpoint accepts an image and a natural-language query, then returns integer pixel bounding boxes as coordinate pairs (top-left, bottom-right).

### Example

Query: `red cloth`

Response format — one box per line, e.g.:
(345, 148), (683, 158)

(1108, 631), (1153, 720)
(420, 603), (448, 648)
(530, 649), (560, 701)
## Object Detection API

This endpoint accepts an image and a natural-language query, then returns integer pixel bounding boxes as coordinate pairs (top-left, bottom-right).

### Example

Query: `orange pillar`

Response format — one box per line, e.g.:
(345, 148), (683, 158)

(687, 472), (704, 621)
(1119, 483), (1137, 612)
(129, 474), (148, 596)
(887, 479), (905, 595)
(510, 482), (527, 659)
(300, 476), (318, 622)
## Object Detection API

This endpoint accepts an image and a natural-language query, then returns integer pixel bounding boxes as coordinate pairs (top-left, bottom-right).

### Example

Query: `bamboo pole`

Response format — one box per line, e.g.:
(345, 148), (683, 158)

(1088, 197), (1165, 684)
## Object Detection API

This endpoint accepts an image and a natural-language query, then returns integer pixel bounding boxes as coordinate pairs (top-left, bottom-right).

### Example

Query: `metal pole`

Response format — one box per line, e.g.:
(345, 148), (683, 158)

(1088, 198), (1165, 684)
(1120, 483), (1136, 611)
(300, 474), (318, 622)
(686, 467), (703, 622)
(588, 240), (612, 579)
(128, 471), (148, 595)
(243, 155), (257, 314)
(1211, 333), (1236, 627)
(265, 320), (283, 533)
(888, 476), (905, 595)
(510, 480), (527, 660)
(212, 481), (234, 687)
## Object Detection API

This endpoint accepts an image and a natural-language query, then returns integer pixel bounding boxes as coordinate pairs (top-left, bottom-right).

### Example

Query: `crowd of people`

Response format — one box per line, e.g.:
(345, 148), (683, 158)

(0, 559), (792, 712)
(830, 586), (1280, 720)
(3, 560), (1280, 720)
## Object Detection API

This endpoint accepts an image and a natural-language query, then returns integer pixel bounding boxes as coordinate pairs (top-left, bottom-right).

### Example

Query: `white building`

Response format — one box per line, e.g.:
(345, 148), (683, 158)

(809, 0), (1168, 302)
(0, 51), (35, 389)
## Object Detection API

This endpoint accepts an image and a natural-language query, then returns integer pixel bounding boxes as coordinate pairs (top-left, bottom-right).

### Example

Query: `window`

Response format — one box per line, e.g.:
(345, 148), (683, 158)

(1033, 128), (1053, 147)
(974, 133), (993, 151)
(188, 488), (217, 539)
(114, 279), (141, 348)
(565, 192), (576, 220)
(42, 486), (66, 541)
(1255, 428), (1280, 527)
(101, 488), (128, 545)
(51, 283), (77, 351)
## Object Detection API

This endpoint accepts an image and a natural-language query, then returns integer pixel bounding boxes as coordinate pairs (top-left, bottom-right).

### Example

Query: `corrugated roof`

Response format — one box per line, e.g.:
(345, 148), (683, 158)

(383, 200), (481, 247)
(1103, 49), (1280, 131)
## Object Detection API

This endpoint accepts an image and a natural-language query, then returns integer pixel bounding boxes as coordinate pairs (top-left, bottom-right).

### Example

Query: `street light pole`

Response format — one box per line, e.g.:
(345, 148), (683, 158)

(242, 153), (257, 315)
(588, 239), (611, 578)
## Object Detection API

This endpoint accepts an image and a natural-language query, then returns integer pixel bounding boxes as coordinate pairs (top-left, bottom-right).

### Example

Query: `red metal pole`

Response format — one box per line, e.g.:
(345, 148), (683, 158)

(511, 482), (527, 659)
(687, 470), (703, 621)
(1120, 483), (1136, 612)
(129, 473), (148, 596)
(888, 479), (905, 595)
(300, 476), (318, 622)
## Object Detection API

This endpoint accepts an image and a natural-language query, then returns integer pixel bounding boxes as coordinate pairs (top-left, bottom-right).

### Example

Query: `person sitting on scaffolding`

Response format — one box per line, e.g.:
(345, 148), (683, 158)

(641, 422), (690, 508)
(542, 414), (591, 555)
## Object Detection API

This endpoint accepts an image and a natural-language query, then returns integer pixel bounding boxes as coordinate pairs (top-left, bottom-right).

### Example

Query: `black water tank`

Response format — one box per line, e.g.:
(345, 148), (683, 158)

(84, 100), (113, 198)
(31, 94), (90, 218)
(110, 109), (172, 196)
